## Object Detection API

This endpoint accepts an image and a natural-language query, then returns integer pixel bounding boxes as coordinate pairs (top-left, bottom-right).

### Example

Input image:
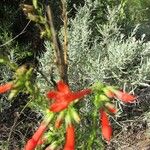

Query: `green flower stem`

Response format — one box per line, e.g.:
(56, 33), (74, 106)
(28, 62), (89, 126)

(43, 111), (55, 125)
(87, 109), (98, 149)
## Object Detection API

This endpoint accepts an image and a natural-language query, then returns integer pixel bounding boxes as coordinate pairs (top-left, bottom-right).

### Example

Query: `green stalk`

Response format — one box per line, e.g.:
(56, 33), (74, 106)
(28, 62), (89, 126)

(86, 109), (97, 149)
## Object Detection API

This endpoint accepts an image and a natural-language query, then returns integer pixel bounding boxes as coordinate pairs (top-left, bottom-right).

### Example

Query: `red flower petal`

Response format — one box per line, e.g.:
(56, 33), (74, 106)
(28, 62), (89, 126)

(47, 91), (60, 100)
(100, 109), (109, 126)
(0, 82), (13, 94)
(64, 124), (75, 150)
(101, 124), (112, 142)
(114, 90), (136, 103)
(57, 80), (70, 93)
(68, 89), (92, 102)
(47, 81), (92, 113)
(50, 101), (69, 112)
(24, 139), (36, 150)
(100, 109), (112, 141)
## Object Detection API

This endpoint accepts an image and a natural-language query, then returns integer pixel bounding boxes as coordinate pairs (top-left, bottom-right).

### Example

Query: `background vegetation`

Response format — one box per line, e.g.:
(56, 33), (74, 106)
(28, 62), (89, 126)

(1, 0), (150, 149)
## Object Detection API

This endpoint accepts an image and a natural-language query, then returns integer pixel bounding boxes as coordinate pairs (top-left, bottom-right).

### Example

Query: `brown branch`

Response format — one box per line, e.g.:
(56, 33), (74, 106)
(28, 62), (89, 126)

(61, 0), (68, 65)
(45, 4), (68, 84)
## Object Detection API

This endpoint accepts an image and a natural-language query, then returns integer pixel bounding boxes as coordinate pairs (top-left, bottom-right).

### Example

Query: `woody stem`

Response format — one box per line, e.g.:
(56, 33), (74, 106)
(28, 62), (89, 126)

(45, 3), (68, 84)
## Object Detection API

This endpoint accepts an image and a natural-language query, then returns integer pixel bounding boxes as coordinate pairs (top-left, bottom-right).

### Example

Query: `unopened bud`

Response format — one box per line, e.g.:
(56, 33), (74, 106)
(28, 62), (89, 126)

(14, 81), (23, 88)
(15, 65), (27, 76)
(33, 0), (38, 9)
(70, 108), (80, 123)
(103, 87), (115, 98)
(8, 89), (18, 100)
(105, 102), (118, 114)
(55, 111), (65, 128)
(65, 111), (72, 126)
(99, 94), (110, 101)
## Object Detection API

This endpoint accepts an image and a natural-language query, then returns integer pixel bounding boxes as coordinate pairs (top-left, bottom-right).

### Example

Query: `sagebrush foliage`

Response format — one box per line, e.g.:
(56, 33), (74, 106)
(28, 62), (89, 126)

(67, 2), (150, 90)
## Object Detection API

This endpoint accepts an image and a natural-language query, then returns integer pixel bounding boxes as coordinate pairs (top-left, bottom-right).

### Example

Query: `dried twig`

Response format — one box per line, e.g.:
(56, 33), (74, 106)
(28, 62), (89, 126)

(45, 3), (68, 83)
(61, 0), (68, 65)
(0, 20), (31, 48)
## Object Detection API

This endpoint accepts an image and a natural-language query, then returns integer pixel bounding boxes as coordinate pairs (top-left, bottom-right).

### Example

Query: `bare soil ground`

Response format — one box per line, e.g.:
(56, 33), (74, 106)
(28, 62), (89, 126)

(0, 94), (40, 150)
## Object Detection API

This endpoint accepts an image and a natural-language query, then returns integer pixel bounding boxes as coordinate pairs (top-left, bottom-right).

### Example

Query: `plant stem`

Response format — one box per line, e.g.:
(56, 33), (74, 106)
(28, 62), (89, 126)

(87, 109), (97, 149)
(45, 4), (68, 84)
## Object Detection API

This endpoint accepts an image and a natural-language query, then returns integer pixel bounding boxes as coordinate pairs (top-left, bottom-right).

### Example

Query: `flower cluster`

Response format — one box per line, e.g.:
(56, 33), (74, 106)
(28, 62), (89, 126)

(47, 80), (91, 112)
(24, 80), (91, 150)
(0, 78), (136, 149)
(98, 86), (136, 142)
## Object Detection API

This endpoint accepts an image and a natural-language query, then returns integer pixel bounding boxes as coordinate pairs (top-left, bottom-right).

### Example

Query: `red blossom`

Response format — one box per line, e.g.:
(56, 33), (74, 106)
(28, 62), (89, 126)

(64, 124), (75, 150)
(113, 90), (136, 103)
(24, 139), (36, 150)
(24, 122), (48, 150)
(0, 82), (13, 94)
(100, 109), (112, 142)
(104, 87), (136, 103)
(47, 80), (91, 112)
(50, 100), (69, 112)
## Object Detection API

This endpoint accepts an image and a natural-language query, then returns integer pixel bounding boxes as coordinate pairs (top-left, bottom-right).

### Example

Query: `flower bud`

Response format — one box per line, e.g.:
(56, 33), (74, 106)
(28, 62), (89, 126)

(15, 65), (27, 76)
(8, 89), (18, 100)
(55, 111), (65, 128)
(103, 87), (115, 98)
(105, 102), (118, 114)
(70, 108), (80, 123)
(65, 111), (72, 126)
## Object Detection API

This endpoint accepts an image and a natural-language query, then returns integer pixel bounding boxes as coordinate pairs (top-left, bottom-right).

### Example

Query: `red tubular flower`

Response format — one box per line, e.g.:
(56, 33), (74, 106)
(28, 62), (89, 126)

(100, 109), (112, 142)
(24, 122), (47, 150)
(47, 80), (91, 112)
(113, 90), (136, 103)
(0, 82), (13, 94)
(64, 124), (75, 150)
(104, 87), (136, 103)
